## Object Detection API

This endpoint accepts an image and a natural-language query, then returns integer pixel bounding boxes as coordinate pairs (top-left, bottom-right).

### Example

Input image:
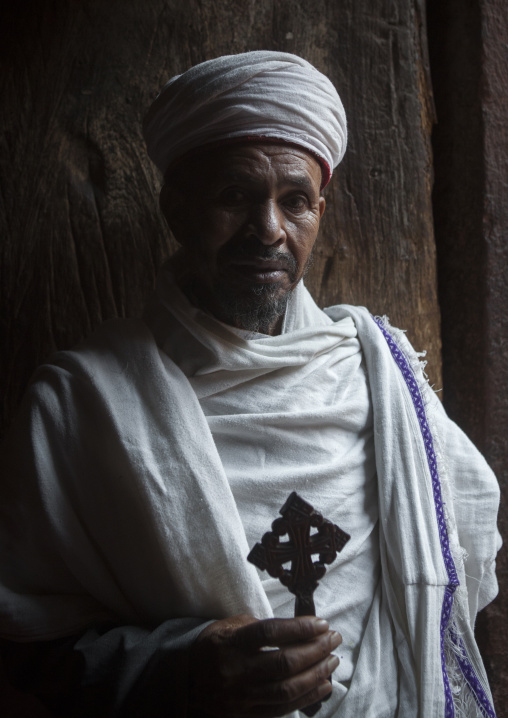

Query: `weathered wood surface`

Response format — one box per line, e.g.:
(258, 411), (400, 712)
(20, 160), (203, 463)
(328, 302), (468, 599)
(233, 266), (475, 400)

(428, 0), (508, 711)
(0, 0), (441, 441)
(7, 0), (508, 714)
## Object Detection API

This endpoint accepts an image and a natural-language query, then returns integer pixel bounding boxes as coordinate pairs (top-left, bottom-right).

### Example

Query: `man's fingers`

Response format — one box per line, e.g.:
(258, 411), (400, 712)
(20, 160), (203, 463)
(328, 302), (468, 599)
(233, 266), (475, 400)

(263, 680), (334, 717)
(249, 652), (340, 706)
(218, 659), (337, 718)
(246, 630), (342, 680)
(191, 616), (341, 718)
(232, 616), (330, 650)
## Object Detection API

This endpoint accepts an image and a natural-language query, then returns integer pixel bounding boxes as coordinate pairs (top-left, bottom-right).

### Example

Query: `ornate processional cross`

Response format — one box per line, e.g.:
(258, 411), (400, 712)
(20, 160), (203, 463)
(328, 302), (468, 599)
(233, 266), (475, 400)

(247, 491), (350, 616)
(247, 491), (351, 716)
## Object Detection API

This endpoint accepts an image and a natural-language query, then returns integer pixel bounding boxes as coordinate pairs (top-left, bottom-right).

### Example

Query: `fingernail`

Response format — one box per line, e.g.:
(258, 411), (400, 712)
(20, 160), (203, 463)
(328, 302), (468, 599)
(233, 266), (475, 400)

(314, 618), (329, 630)
(330, 630), (342, 647)
(318, 680), (333, 698)
(326, 655), (340, 673)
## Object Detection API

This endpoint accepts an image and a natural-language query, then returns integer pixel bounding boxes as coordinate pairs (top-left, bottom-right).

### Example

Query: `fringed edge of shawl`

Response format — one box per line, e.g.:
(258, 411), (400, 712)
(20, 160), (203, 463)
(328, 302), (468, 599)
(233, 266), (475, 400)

(371, 315), (496, 718)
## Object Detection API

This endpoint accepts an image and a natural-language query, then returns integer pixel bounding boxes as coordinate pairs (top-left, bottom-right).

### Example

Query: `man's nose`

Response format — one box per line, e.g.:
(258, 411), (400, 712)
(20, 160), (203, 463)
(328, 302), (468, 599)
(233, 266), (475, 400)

(246, 200), (286, 245)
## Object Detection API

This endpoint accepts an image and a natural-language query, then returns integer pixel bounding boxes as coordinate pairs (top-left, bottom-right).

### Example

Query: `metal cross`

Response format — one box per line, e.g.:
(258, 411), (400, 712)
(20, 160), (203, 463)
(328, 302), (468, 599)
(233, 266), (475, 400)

(247, 492), (350, 716)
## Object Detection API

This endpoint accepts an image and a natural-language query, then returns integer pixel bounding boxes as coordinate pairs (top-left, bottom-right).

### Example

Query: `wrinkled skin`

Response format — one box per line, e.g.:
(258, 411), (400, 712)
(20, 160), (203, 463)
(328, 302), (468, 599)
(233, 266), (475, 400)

(161, 142), (326, 335)
(161, 144), (339, 715)
(189, 614), (342, 717)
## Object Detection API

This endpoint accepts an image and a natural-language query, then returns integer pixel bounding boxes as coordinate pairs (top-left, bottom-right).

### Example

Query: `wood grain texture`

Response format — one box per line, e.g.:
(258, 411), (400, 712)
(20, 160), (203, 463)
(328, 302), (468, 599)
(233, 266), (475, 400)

(0, 0), (441, 437)
(480, 1), (508, 707)
(428, 0), (508, 710)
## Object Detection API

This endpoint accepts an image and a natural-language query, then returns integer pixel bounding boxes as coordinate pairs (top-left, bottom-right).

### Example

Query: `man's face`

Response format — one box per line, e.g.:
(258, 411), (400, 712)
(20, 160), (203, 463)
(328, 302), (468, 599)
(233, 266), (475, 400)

(163, 142), (326, 333)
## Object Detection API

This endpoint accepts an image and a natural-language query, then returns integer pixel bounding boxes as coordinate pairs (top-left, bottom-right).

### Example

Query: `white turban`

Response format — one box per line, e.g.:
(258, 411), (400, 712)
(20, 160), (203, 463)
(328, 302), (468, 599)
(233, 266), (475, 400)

(143, 51), (347, 187)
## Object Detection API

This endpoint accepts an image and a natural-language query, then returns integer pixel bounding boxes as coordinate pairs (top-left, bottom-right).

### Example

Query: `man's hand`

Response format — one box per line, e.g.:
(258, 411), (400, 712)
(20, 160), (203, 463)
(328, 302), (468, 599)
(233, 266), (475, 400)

(188, 614), (341, 717)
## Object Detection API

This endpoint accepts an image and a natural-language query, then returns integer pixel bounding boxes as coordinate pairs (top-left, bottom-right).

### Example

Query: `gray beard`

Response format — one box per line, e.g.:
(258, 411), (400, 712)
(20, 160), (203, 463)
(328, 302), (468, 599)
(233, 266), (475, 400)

(211, 281), (293, 334)
(179, 243), (313, 334)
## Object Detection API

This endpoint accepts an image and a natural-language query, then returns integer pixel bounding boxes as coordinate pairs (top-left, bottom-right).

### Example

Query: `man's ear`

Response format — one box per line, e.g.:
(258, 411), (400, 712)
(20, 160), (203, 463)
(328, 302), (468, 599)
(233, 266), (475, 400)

(319, 196), (326, 218)
(159, 184), (186, 241)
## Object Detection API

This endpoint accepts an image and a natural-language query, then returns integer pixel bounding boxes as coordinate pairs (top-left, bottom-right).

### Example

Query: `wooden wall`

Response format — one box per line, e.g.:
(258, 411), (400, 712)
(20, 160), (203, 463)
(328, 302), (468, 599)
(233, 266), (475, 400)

(428, 0), (508, 710)
(1, 0), (440, 442)
(3, 0), (507, 714)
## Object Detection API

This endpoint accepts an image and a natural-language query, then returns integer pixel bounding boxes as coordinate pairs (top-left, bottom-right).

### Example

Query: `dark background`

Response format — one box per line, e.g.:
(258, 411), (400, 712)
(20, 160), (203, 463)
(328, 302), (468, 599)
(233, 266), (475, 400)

(1, 0), (506, 714)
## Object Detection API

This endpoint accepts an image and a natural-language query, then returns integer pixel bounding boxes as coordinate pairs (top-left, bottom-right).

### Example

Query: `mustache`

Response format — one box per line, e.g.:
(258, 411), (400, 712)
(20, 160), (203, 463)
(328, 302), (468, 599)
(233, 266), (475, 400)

(220, 239), (298, 272)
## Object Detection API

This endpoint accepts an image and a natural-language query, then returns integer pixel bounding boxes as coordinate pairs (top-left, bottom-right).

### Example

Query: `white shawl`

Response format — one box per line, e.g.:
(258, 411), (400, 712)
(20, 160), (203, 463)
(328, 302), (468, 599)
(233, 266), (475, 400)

(0, 278), (500, 716)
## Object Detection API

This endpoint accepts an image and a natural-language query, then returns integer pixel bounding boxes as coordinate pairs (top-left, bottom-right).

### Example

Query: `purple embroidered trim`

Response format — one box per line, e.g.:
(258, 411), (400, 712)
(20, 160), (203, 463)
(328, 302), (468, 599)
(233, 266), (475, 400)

(451, 632), (497, 717)
(372, 316), (497, 718)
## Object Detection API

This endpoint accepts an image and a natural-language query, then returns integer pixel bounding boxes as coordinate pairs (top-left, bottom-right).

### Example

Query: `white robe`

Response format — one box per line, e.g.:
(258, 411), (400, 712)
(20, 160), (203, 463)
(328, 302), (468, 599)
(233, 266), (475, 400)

(0, 268), (500, 716)
(152, 271), (393, 716)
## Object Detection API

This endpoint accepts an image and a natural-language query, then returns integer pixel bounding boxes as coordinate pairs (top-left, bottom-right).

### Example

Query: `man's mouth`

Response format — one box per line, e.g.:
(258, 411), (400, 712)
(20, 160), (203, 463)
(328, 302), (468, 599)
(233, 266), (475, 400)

(227, 258), (292, 283)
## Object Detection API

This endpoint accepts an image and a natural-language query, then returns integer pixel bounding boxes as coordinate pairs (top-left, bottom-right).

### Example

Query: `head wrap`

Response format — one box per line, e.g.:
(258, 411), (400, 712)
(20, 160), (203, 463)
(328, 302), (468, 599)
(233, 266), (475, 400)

(143, 51), (347, 187)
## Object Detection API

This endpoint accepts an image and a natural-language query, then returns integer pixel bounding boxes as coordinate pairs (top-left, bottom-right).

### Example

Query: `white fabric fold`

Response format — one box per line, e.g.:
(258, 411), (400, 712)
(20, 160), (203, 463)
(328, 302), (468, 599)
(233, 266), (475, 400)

(0, 273), (500, 717)
(147, 269), (392, 715)
(143, 51), (347, 185)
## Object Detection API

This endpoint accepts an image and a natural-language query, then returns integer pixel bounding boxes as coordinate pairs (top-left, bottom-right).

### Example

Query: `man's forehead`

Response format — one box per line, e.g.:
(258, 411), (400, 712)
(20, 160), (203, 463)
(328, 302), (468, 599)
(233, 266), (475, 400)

(201, 143), (323, 187)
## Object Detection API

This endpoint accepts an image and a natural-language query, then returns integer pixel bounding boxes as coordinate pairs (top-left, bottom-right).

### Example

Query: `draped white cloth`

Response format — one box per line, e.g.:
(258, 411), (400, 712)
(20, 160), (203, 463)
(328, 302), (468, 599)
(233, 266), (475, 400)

(149, 268), (396, 716)
(0, 267), (500, 716)
(143, 51), (347, 186)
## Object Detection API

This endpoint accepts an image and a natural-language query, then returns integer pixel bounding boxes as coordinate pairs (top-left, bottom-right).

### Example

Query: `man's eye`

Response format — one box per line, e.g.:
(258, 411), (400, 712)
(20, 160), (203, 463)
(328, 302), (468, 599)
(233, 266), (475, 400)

(283, 195), (308, 212)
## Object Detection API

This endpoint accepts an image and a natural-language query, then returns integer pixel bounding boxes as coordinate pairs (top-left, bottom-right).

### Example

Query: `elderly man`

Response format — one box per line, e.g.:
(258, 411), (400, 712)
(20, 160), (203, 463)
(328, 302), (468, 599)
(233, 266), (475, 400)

(0, 52), (501, 718)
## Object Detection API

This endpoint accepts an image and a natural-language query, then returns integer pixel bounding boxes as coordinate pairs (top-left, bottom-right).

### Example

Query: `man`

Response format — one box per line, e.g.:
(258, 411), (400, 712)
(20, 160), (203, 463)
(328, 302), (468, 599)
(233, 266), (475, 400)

(0, 51), (501, 717)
